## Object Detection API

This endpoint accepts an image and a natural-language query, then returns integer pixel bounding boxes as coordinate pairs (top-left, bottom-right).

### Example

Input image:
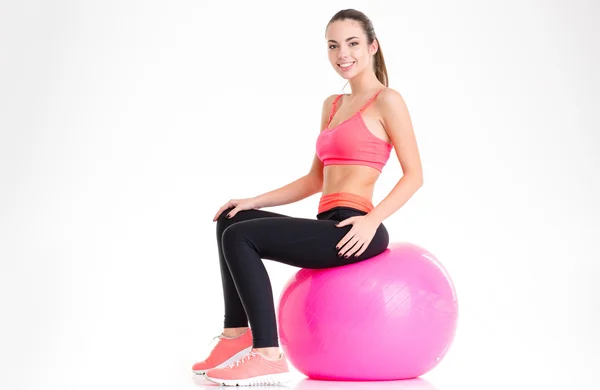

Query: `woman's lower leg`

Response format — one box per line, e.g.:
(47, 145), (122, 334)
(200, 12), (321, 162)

(216, 210), (250, 331)
(222, 226), (281, 350)
(215, 208), (292, 347)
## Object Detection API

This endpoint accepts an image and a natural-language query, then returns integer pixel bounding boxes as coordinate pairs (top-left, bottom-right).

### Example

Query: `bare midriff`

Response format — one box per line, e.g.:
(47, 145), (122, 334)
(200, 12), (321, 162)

(318, 165), (380, 214)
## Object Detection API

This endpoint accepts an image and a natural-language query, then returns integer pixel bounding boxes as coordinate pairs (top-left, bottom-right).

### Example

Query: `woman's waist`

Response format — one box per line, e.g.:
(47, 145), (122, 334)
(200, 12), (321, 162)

(322, 165), (379, 187)
(321, 176), (377, 198)
(318, 191), (375, 214)
(319, 167), (378, 214)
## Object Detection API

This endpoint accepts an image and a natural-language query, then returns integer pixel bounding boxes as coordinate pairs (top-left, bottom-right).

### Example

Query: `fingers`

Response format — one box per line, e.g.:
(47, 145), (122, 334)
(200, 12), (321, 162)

(335, 217), (354, 227)
(353, 241), (369, 257)
(338, 237), (362, 258)
(337, 228), (357, 256)
(227, 207), (239, 219)
(337, 228), (371, 258)
(341, 239), (368, 258)
(335, 229), (353, 251)
(213, 200), (234, 221)
(213, 206), (228, 221)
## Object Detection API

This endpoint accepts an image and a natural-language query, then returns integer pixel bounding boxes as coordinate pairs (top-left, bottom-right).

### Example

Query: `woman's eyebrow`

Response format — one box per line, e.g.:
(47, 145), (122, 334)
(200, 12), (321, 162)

(327, 36), (360, 43)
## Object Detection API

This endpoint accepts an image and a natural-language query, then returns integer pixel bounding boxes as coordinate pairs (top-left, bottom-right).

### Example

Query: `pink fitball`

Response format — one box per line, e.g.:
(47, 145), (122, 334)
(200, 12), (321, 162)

(277, 242), (458, 381)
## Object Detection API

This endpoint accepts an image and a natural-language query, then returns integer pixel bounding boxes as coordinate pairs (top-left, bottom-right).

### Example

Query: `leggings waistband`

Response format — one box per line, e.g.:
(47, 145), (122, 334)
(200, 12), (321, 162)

(318, 192), (374, 214)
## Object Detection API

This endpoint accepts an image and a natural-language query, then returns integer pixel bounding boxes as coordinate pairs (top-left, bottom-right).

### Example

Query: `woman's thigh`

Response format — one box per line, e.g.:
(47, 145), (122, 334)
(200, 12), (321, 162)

(222, 211), (389, 269)
(216, 207), (292, 236)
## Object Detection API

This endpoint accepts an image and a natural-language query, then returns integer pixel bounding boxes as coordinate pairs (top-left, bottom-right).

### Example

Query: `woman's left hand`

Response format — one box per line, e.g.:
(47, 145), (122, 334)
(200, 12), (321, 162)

(335, 215), (380, 258)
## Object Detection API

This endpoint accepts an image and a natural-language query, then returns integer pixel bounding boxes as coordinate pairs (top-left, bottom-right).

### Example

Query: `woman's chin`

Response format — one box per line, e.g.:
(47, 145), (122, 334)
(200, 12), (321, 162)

(337, 70), (354, 79)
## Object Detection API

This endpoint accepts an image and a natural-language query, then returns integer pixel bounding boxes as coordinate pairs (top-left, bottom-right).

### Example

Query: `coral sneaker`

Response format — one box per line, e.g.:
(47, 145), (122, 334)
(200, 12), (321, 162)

(191, 328), (253, 375)
(204, 349), (291, 386)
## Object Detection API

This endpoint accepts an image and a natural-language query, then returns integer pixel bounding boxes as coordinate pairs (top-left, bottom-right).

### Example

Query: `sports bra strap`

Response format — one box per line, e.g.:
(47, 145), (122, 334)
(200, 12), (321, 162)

(359, 88), (384, 113)
(328, 94), (344, 124)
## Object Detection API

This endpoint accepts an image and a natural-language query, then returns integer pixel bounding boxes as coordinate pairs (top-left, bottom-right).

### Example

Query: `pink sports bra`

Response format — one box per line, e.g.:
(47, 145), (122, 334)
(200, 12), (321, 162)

(316, 89), (393, 172)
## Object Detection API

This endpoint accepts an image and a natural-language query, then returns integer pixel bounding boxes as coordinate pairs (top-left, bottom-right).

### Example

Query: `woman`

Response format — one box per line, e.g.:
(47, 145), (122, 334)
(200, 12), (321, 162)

(193, 9), (423, 386)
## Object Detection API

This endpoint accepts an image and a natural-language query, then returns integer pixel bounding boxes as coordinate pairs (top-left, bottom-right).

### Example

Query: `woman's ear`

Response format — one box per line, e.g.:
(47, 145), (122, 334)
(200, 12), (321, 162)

(370, 38), (379, 56)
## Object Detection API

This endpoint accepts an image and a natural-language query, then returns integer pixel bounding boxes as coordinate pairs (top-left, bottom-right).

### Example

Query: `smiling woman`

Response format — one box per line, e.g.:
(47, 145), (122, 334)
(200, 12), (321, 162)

(326, 9), (389, 88)
(194, 8), (423, 387)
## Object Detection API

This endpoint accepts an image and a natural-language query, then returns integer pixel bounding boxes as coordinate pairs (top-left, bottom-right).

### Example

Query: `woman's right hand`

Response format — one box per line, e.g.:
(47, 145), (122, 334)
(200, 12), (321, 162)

(213, 197), (260, 221)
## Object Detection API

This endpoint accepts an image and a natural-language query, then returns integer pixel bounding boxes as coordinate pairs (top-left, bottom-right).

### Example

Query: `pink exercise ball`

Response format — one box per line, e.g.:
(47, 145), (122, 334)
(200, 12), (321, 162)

(277, 242), (458, 381)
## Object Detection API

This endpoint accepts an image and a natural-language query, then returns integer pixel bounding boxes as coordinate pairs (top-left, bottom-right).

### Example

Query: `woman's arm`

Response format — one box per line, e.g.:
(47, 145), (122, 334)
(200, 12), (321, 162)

(252, 172), (322, 208)
(252, 94), (337, 209)
(367, 88), (423, 224)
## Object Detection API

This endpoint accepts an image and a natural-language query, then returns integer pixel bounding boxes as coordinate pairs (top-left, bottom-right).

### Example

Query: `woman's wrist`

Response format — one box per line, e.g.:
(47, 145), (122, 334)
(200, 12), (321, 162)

(251, 196), (264, 209)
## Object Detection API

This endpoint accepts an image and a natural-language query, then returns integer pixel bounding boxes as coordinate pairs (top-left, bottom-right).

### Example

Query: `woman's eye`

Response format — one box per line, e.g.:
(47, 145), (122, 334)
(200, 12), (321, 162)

(329, 42), (358, 49)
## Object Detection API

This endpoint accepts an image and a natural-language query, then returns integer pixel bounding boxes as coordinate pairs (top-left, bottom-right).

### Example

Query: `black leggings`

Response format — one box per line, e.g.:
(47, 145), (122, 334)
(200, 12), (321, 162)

(215, 205), (390, 348)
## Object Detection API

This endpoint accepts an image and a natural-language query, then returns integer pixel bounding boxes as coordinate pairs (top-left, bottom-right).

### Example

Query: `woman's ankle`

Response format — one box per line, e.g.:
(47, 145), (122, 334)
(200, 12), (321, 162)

(222, 326), (248, 338)
(252, 347), (281, 360)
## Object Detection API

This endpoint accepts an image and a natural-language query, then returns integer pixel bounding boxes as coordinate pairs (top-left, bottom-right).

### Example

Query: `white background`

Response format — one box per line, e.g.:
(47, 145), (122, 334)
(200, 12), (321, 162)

(1, 1), (598, 389)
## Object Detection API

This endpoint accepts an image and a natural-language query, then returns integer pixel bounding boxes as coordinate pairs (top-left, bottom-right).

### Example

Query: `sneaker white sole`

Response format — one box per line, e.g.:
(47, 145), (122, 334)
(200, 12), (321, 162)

(204, 371), (292, 386)
(192, 346), (253, 375)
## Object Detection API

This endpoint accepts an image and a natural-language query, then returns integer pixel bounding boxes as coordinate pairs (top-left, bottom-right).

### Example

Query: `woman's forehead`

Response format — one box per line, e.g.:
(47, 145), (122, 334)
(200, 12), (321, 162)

(326, 20), (363, 40)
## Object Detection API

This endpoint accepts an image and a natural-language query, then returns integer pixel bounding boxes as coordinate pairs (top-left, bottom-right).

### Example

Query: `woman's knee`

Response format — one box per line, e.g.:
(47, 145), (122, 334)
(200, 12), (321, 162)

(221, 223), (250, 261)
(216, 207), (235, 222)
(216, 207), (236, 236)
(221, 223), (236, 246)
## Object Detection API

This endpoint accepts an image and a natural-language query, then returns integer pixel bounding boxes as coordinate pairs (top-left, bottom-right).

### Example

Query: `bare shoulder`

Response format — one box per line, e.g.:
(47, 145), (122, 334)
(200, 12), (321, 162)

(322, 93), (339, 113)
(319, 94), (340, 131)
(377, 87), (409, 117)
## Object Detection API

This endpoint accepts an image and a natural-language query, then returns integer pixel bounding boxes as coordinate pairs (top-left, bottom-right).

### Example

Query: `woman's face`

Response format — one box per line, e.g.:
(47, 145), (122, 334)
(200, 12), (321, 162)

(326, 20), (376, 79)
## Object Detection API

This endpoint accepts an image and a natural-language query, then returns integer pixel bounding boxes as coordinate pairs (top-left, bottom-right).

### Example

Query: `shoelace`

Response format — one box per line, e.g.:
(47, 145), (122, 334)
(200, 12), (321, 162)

(228, 351), (260, 368)
(207, 333), (222, 346)
(204, 333), (225, 357)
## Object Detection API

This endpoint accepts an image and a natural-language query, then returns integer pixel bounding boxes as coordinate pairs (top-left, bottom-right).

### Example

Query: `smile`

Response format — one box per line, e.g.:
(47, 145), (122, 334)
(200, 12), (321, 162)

(338, 62), (355, 71)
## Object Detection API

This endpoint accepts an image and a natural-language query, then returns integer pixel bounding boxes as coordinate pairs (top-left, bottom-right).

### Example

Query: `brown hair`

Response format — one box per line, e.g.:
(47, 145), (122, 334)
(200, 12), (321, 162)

(327, 9), (389, 87)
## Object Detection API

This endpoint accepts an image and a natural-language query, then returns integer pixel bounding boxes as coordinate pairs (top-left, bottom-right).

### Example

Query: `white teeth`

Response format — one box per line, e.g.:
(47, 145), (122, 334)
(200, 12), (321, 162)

(339, 62), (354, 68)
